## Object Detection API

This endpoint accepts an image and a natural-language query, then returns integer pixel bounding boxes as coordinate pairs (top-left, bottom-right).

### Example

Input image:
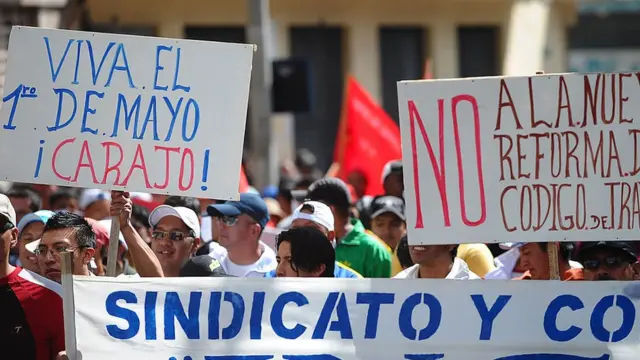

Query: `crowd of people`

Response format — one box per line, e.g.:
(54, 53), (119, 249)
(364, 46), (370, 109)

(1, 149), (639, 359)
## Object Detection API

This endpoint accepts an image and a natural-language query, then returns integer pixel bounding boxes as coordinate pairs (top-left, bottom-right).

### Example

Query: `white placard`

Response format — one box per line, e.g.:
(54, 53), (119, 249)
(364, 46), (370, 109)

(71, 276), (640, 359)
(398, 72), (640, 244)
(0, 26), (253, 200)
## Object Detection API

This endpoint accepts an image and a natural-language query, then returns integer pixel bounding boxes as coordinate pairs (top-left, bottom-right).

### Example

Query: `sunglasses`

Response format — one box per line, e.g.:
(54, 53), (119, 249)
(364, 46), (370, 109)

(151, 230), (193, 242)
(220, 216), (239, 226)
(583, 256), (628, 270)
(218, 215), (258, 227)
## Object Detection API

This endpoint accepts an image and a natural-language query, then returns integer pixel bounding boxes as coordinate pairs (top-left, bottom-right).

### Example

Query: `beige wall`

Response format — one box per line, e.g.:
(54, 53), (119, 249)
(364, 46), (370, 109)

(87, 0), (575, 169)
(88, 0), (576, 103)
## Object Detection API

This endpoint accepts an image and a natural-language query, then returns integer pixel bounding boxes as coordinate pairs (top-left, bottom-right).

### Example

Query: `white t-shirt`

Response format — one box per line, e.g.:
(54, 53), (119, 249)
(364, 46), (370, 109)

(200, 216), (213, 242)
(209, 241), (276, 278)
(394, 258), (481, 279)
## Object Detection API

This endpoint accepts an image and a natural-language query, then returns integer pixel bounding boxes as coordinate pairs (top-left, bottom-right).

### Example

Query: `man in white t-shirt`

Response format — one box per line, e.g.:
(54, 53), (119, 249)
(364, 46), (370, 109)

(207, 193), (276, 277)
(394, 244), (480, 280)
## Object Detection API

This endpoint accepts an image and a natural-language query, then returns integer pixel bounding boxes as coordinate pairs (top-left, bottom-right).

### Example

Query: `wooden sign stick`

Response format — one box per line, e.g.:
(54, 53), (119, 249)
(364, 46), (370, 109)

(61, 251), (79, 360)
(106, 217), (120, 277)
(535, 70), (561, 281)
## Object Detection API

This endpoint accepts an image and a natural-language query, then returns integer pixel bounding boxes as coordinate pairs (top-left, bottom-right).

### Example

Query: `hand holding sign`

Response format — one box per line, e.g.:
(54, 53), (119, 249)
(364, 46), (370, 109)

(110, 191), (132, 230)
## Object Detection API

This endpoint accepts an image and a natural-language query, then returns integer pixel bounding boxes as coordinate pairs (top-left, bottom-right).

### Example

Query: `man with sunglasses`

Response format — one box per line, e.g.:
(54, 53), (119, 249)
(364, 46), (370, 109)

(26, 212), (96, 283)
(577, 241), (640, 281)
(1, 194), (66, 360)
(147, 204), (202, 277)
(207, 193), (277, 277)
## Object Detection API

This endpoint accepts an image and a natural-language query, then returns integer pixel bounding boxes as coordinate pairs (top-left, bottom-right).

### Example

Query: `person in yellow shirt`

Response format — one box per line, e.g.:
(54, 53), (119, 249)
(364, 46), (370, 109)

(368, 196), (406, 276)
(456, 243), (496, 278)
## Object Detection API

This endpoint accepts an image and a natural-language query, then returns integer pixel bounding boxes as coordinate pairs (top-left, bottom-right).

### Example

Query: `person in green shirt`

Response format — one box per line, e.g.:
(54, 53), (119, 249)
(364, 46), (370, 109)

(306, 178), (392, 278)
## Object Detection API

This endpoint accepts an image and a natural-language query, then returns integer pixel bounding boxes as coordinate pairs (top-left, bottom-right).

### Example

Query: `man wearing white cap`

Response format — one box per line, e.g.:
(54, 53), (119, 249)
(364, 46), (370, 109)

(264, 201), (362, 278)
(112, 191), (200, 278)
(79, 189), (111, 221)
(111, 191), (201, 277)
(146, 204), (201, 277)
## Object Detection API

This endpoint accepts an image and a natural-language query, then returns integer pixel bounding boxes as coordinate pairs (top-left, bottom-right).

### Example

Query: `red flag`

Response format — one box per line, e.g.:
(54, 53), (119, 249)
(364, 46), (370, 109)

(334, 76), (402, 196)
(239, 167), (250, 193)
(423, 58), (433, 80)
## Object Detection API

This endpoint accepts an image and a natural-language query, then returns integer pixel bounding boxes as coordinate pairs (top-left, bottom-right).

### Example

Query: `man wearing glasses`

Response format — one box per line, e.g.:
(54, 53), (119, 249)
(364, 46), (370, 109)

(207, 193), (276, 277)
(26, 212), (96, 283)
(577, 241), (640, 281)
(16, 210), (55, 274)
(147, 204), (202, 277)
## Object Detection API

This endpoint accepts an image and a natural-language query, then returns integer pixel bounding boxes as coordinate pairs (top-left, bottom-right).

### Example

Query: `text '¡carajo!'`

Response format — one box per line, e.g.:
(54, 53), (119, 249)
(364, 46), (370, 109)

(0, 36), (216, 192)
(406, 73), (640, 233)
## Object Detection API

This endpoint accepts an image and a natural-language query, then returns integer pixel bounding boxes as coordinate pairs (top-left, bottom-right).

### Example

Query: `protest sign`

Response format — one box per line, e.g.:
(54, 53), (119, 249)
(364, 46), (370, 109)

(398, 72), (640, 244)
(71, 276), (639, 359)
(0, 26), (253, 200)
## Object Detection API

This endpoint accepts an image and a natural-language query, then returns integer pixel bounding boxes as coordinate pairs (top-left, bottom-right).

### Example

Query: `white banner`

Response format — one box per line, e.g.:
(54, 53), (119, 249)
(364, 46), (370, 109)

(71, 277), (640, 359)
(397, 72), (640, 245)
(0, 26), (253, 200)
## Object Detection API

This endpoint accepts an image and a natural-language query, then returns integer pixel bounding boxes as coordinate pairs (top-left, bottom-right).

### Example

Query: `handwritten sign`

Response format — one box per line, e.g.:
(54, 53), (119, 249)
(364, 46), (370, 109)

(398, 73), (640, 244)
(71, 277), (639, 359)
(0, 26), (253, 199)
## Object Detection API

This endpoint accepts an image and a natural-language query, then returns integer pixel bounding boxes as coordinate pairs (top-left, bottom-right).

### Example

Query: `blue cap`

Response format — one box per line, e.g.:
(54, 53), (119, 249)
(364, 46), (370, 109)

(207, 193), (270, 229)
(17, 210), (56, 234)
(262, 185), (278, 199)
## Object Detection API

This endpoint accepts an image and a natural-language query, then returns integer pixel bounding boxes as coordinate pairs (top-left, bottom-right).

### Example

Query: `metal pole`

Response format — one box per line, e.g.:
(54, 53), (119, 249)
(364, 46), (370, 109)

(246, 0), (273, 189)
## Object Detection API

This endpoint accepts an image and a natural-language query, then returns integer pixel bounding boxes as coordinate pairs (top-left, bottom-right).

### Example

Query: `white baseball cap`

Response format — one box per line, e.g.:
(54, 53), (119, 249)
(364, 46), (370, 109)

(499, 242), (524, 250)
(148, 205), (201, 238)
(79, 189), (111, 210)
(291, 201), (334, 231)
(0, 194), (17, 227)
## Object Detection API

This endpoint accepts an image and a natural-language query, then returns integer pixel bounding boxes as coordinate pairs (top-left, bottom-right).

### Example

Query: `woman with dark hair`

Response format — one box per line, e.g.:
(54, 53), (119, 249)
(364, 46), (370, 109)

(276, 227), (335, 277)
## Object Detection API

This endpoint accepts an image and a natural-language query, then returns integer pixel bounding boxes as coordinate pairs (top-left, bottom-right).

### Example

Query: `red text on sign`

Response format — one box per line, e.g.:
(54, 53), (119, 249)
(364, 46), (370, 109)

(51, 137), (195, 191)
(407, 96), (487, 229)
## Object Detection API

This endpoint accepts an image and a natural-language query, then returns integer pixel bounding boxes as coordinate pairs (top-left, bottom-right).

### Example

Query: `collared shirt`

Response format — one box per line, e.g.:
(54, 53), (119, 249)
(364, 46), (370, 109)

(393, 258), (481, 279)
(210, 241), (276, 277)
(336, 219), (393, 278)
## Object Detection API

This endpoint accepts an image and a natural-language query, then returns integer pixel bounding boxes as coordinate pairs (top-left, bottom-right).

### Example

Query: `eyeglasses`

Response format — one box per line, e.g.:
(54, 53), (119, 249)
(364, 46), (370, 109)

(34, 245), (82, 258)
(583, 256), (628, 270)
(151, 230), (192, 242)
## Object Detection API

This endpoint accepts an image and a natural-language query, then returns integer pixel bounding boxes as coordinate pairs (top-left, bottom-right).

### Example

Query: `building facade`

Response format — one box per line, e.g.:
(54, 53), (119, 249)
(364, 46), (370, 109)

(1, 0), (578, 175)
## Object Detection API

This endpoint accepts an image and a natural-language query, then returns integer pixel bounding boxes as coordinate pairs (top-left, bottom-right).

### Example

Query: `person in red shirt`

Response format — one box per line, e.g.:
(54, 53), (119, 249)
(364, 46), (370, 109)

(516, 242), (583, 281)
(0, 193), (65, 360)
